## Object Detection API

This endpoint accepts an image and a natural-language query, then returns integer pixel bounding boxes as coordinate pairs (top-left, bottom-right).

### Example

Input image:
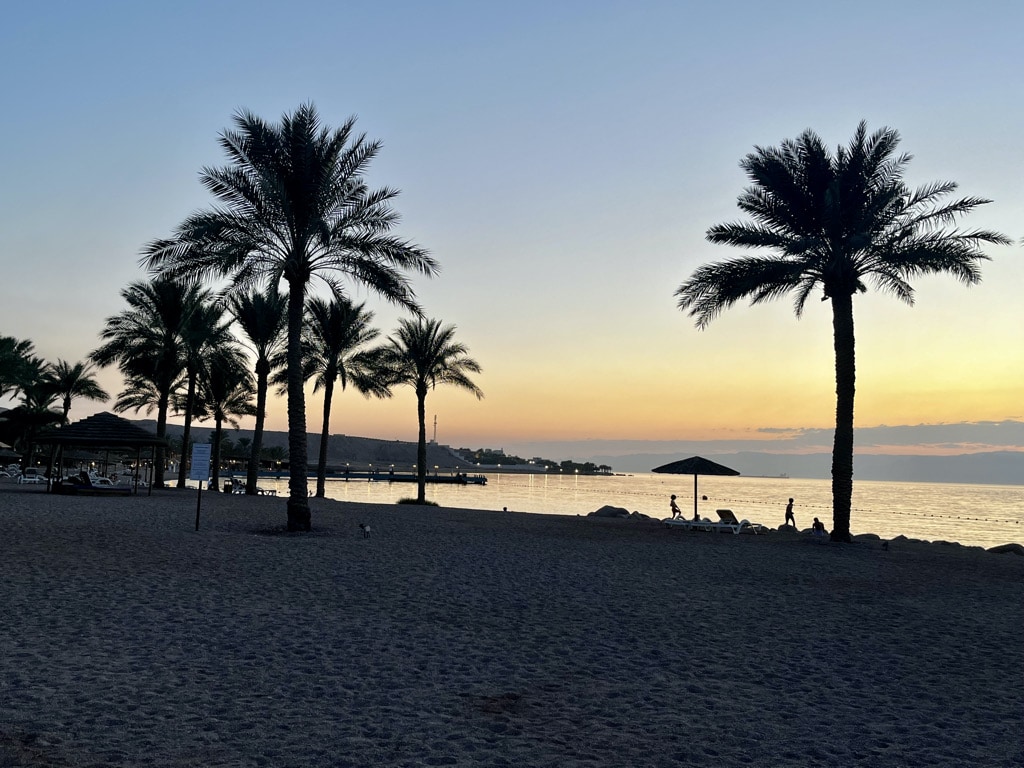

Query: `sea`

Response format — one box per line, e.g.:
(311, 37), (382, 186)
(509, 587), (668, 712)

(249, 472), (1023, 550)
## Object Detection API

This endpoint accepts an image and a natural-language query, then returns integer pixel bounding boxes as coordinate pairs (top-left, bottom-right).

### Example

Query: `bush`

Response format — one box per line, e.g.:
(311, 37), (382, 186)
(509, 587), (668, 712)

(397, 498), (439, 506)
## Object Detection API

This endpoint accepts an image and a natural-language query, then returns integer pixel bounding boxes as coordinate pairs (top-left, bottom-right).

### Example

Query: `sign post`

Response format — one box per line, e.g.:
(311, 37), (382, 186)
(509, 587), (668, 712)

(190, 444), (212, 531)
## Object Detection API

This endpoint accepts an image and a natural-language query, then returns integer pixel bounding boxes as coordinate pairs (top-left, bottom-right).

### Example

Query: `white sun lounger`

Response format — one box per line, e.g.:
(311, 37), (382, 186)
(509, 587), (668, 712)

(714, 509), (768, 535)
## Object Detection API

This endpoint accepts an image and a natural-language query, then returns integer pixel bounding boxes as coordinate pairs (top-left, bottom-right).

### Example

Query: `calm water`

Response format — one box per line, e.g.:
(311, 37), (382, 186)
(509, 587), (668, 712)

(252, 472), (1023, 550)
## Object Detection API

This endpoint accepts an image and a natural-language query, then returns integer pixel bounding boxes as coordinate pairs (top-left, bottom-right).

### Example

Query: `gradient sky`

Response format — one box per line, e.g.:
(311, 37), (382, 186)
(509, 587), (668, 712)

(1, 1), (1021, 461)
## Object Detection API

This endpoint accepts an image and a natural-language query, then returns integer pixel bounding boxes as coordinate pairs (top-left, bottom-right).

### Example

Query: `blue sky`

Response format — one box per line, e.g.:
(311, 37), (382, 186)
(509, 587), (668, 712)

(1, 1), (1021, 460)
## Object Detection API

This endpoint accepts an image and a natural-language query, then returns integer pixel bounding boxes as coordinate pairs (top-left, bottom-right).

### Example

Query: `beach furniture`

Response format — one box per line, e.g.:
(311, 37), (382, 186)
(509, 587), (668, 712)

(714, 508), (768, 534)
(663, 517), (715, 532)
(664, 510), (767, 535)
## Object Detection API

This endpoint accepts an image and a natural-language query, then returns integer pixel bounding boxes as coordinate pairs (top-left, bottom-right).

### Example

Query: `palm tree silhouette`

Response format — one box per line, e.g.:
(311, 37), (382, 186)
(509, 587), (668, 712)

(174, 295), (234, 488)
(194, 347), (255, 492)
(300, 295), (390, 498)
(0, 354), (61, 467)
(675, 122), (1010, 541)
(48, 360), (109, 423)
(380, 318), (482, 504)
(227, 288), (287, 495)
(0, 336), (37, 400)
(143, 104), (436, 530)
(91, 278), (201, 488)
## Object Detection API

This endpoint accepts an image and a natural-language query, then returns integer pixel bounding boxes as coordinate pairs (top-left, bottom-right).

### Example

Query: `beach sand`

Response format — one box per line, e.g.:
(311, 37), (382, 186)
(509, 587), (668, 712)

(0, 484), (1021, 767)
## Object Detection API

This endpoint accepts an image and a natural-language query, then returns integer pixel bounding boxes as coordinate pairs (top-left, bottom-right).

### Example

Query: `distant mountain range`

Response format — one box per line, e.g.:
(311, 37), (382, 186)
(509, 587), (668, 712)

(136, 420), (476, 471)
(133, 420), (1023, 484)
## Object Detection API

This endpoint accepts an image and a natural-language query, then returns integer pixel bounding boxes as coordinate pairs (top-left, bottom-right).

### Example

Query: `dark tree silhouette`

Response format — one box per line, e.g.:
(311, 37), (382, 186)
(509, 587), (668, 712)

(227, 288), (287, 495)
(143, 104), (436, 530)
(91, 278), (201, 488)
(675, 122), (1010, 541)
(379, 318), (482, 504)
(48, 360), (109, 423)
(301, 295), (390, 498)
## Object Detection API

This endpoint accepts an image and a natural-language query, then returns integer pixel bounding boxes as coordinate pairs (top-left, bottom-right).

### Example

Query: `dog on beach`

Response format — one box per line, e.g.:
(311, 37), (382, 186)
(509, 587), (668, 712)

(358, 522), (371, 538)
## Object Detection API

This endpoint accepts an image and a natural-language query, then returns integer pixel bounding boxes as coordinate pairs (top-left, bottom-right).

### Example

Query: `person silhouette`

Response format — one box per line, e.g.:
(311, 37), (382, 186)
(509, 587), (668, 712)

(785, 498), (796, 527)
(670, 494), (682, 519)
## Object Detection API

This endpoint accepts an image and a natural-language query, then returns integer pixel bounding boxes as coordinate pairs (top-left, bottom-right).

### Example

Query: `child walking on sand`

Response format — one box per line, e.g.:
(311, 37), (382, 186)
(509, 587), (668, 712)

(785, 498), (796, 527)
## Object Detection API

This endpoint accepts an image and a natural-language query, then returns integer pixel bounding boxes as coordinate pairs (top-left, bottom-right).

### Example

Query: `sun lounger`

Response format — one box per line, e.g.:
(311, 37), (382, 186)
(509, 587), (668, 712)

(715, 509), (768, 534)
(663, 517), (715, 532)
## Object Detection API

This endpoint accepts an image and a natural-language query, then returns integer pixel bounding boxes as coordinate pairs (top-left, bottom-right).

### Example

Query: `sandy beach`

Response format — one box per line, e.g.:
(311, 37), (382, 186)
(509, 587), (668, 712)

(0, 485), (1021, 767)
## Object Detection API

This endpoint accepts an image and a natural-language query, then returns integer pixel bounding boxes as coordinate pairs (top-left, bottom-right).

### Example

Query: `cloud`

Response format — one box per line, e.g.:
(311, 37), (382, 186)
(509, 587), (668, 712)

(503, 420), (1024, 462)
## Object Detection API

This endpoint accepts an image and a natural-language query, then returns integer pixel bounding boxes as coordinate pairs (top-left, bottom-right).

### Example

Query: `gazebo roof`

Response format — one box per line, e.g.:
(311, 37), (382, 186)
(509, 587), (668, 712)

(37, 412), (166, 448)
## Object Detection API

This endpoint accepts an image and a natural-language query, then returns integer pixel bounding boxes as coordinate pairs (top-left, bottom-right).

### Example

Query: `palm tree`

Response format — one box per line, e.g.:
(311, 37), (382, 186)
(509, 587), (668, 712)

(227, 288), (287, 495)
(91, 277), (201, 488)
(302, 295), (390, 498)
(174, 295), (234, 488)
(142, 104), (437, 531)
(194, 348), (255, 492)
(675, 122), (1010, 542)
(379, 318), (482, 504)
(0, 355), (61, 467)
(48, 359), (109, 423)
(0, 336), (36, 400)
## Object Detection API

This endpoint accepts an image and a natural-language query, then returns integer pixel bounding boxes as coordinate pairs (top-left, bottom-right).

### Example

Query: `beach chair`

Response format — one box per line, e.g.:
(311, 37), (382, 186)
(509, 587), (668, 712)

(664, 517), (694, 530)
(663, 517), (715, 532)
(715, 509), (768, 535)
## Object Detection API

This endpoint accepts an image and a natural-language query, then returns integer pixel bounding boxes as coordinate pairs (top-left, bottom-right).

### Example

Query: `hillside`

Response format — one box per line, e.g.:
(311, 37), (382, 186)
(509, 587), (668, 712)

(136, 421), (476, 472)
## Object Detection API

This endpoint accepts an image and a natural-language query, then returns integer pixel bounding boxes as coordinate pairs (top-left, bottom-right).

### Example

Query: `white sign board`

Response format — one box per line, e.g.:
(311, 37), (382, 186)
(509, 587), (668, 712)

(189, 444), (212, 483)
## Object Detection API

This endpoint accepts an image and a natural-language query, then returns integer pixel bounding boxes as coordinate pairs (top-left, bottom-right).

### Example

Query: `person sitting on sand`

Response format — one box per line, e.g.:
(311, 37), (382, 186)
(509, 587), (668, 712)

(669, 494), (681, 519)
(812, 517), (826, 537)
(785, 498), (796, 527)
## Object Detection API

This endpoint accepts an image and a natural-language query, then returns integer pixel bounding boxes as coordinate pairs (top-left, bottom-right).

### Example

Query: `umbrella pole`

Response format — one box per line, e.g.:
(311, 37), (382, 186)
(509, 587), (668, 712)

(693, 474), (698, 519)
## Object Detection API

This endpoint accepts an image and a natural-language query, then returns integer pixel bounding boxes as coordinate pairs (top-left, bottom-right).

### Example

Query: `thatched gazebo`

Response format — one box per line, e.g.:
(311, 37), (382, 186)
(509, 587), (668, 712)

(37, 412), (167, 495)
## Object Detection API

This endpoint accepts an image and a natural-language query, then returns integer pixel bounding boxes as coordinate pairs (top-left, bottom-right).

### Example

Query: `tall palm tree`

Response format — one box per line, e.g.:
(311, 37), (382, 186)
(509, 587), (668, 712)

(48, 359), (109, 423)
(379, 318), (482, 504)
(174, 295), (234, 488)
(91, 277), (201, 488)
(142, 103), (437, 531)
(227, 288), (287, 495)
(302, 295), (390, 498)
(194, 347), (255, 492)
(675, 122), (1009, 542)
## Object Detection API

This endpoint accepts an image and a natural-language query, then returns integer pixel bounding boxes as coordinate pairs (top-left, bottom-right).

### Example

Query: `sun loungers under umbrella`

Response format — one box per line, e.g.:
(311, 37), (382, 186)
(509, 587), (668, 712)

(664, 508), (768, 535)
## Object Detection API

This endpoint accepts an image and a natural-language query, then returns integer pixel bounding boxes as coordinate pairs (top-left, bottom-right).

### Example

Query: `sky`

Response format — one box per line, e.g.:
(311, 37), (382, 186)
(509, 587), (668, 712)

(1, 0), (1021, 464)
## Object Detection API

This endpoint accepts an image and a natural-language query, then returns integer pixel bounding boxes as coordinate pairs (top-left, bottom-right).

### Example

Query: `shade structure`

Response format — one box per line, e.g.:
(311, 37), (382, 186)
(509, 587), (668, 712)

(651, 456), (740, 519)
(35, 412), (166, 495)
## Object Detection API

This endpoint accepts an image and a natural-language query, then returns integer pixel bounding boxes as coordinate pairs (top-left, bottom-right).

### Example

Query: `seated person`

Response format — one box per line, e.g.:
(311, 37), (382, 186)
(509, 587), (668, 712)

(811, 517), (827, 537)
(71, 470), (92, 487)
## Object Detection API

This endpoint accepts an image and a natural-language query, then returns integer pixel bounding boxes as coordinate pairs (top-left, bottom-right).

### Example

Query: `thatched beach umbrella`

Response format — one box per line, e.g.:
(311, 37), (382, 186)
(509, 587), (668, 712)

(652, 456), (740, 519)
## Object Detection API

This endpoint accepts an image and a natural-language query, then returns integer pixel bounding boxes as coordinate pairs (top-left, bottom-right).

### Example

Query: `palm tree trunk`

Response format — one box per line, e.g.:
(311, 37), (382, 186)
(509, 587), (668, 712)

(176, 375), (197, 488)
(212, 419), (222, 492)
(416, 384), (427, 504)
(286, 282), (311, 530)
(154, 396), (169, 489)
(316, 378), (334, 498)
(248, 359), (269, 495)
(830, 293), (856, 543)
